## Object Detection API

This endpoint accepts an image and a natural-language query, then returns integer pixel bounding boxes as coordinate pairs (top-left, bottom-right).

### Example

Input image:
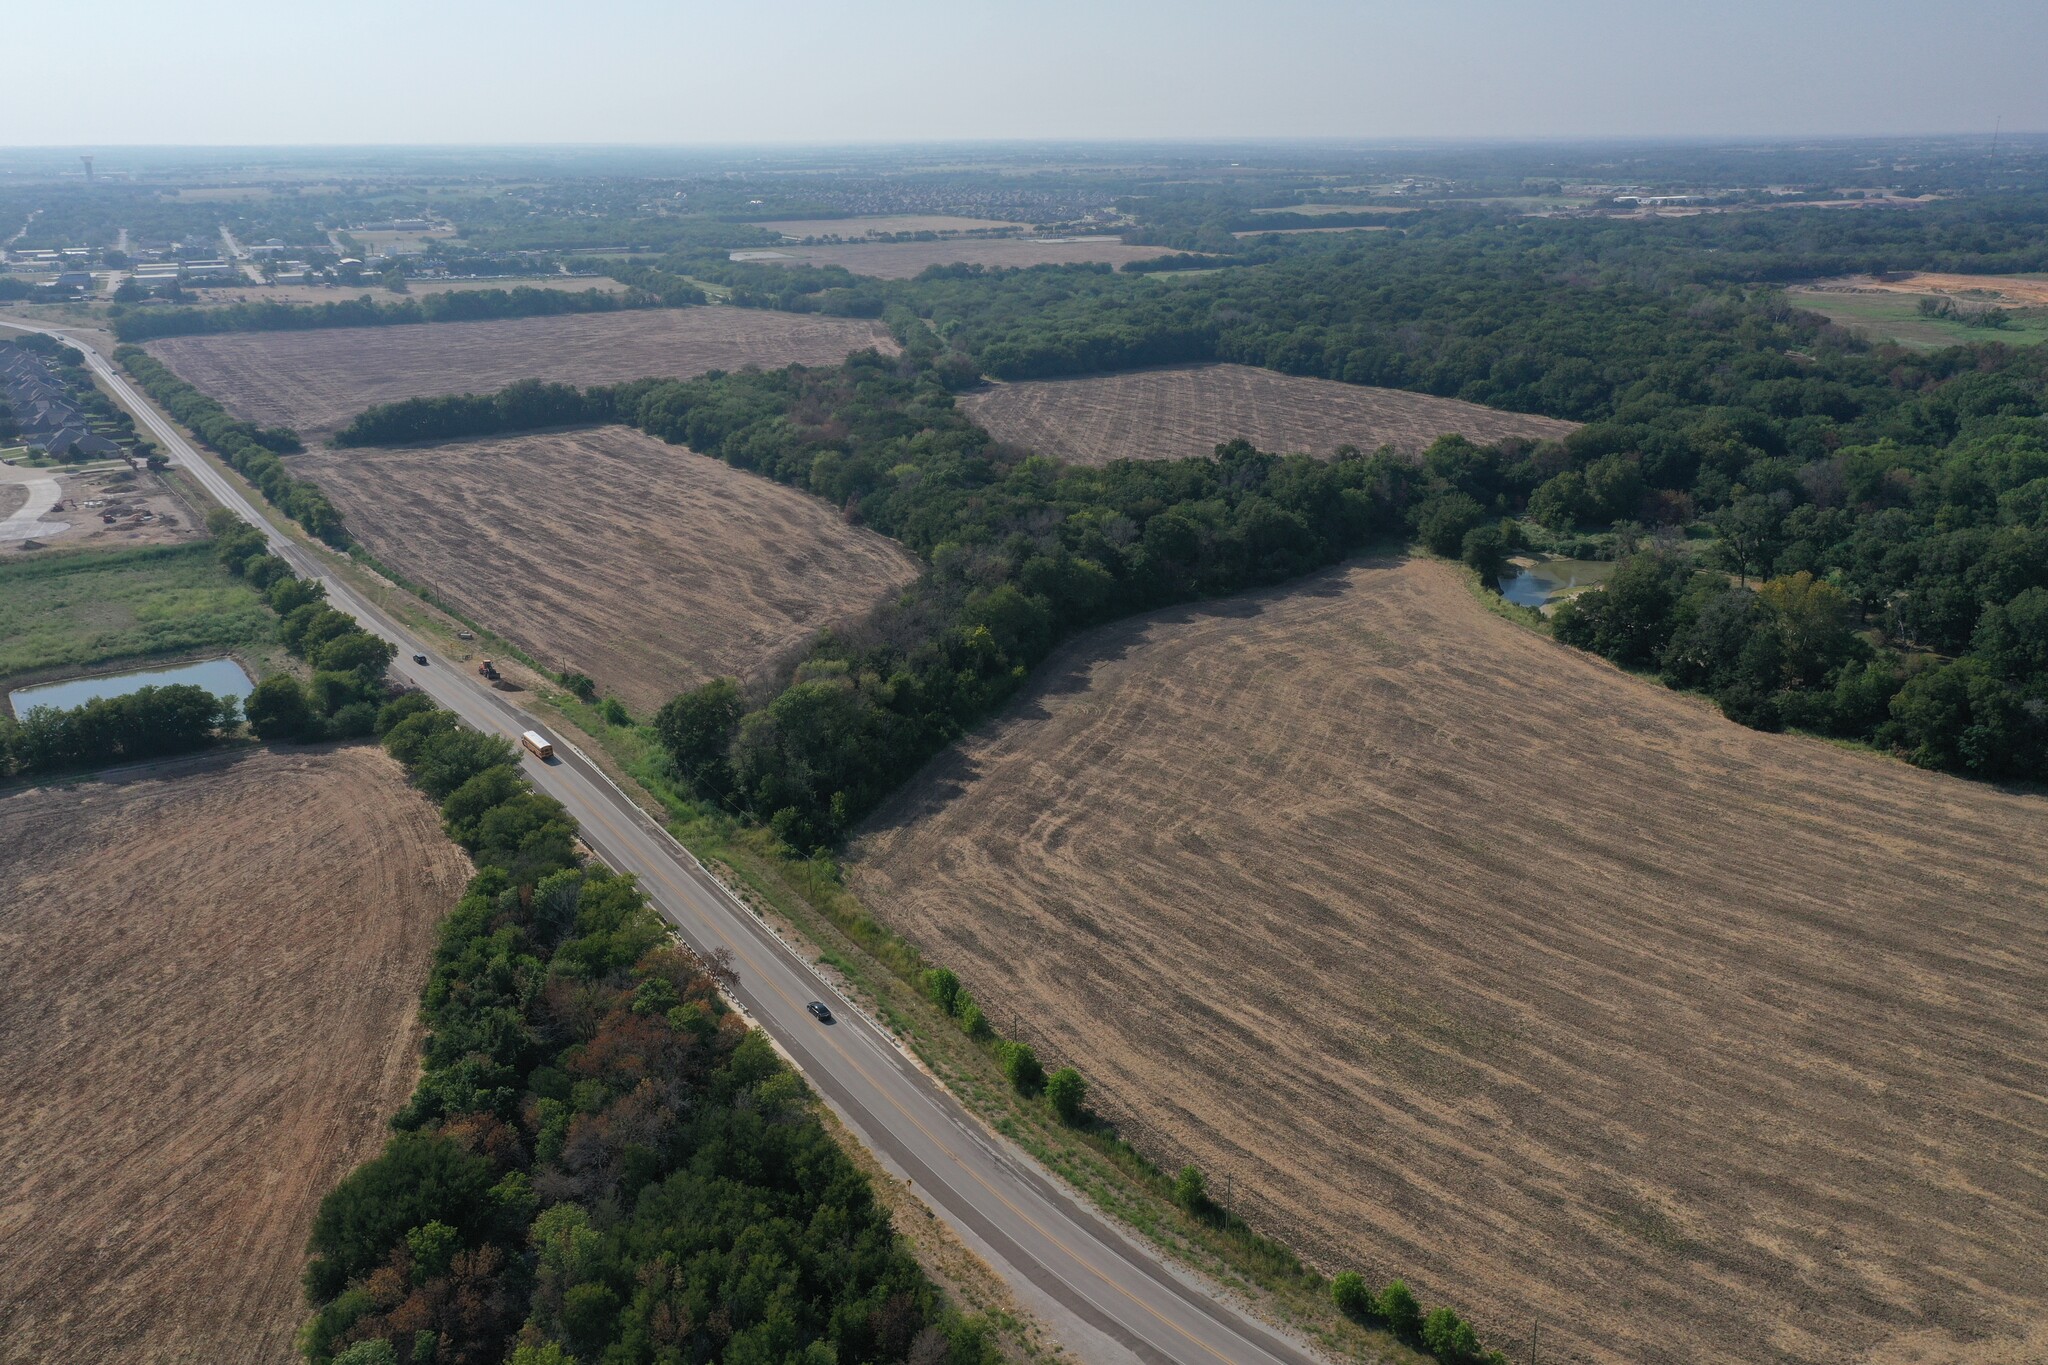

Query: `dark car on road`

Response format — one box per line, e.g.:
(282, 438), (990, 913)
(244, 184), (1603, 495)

(412, 653), (429, 665)
(806, 1000), (833, 1023)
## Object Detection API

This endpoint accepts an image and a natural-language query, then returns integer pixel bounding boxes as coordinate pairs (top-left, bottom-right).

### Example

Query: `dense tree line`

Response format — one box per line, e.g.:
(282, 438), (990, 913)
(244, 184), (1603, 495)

(299, 694), (997, 1365)
(0, 682), (240, 778)
(204, 511), (401, 741)
(115, 347), (345, 542)
(109, 286), (657, 343)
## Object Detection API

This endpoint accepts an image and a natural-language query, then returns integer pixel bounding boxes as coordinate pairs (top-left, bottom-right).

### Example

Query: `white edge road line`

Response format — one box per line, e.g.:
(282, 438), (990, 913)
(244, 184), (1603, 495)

(1, 320), (1333, 1365)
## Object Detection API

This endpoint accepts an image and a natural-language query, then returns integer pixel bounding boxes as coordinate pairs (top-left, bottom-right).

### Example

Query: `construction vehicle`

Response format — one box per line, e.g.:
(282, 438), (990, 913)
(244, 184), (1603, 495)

(477, 658), (500, 681)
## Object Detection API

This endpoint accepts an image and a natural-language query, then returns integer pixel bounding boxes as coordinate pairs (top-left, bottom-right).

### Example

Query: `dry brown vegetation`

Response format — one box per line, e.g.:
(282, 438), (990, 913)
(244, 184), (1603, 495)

(850, 557), (2048, 1365)
(1798, 272), (2048, 307)
(0, 745), (472, 1365)
(729, 236), (1177, 279)
(961, 363), (1579, 464)
(146, 307), (897, 440)
(298, 426), (920, 714)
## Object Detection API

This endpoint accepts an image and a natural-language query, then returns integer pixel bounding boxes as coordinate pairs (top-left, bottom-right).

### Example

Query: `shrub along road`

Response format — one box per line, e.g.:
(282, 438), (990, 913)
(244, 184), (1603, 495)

(18, 320), (1327, 1365)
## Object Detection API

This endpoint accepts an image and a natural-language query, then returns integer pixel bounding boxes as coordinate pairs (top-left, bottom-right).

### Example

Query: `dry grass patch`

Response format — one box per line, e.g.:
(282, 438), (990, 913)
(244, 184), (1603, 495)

(962, 363), (1578, 464)
(850, 557), (2048, 1365)
(730, 237), (1177, 280)
(146, 308), (897, 441)
(0, 745), (472, 1365)
(298, 426), (920, 714)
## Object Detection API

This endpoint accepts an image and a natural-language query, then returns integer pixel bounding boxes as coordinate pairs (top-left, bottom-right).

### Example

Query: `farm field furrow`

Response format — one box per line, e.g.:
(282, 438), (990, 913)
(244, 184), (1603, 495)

(729, 236), (1176, 279)
(145, 307), (898, 440)
(849, 557), (2048, 1365)
(297, 426), (921, 714)
(961, 362), (1580, 464)
(0, 746), (473, 1365)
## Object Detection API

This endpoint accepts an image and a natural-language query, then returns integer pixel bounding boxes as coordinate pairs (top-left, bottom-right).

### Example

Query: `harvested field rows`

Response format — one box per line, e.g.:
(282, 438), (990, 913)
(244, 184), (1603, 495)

(298, 427), (920, 715)
(0, 746), (472, 1365)
(730, 236), (1176, 279)
(851, 558), (2048, 1365)
(962, 363), (1579, 464)
(146, 307), (897, 440)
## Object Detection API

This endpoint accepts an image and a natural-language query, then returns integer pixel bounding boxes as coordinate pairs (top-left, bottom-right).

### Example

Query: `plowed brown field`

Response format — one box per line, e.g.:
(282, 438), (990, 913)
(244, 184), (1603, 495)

(0, 745), (472, 1365)
(297, 427), (921, 714)
(146, 307), (897, 440)
(961, 363), (1579, 464)
(850, 558), (2048, 1365)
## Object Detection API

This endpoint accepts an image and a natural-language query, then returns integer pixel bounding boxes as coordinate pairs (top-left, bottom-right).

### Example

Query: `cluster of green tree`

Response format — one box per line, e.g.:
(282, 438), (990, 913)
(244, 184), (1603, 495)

(1557, 554), (2047, 779)
(1917, 294), (2020, 329)
(300, 694), (997, 1365)
(572, 260), (706, 307)
(114, 347), (344, 542)
(206, 511), (399, 741)
(333, 379), (638, 447)
(652, 253), (890, 318)
(1329, 1272), (1504, 1365)
(109, 286), (654, 343)
(0, 277), (31, 301)
(0, 682), (239, 779)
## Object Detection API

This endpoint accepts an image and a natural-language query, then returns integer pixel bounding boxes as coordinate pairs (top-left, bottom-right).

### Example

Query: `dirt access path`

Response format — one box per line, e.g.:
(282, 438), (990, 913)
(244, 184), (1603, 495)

(851, 557), (2048, 1365)
(0, 746), (473, 1364)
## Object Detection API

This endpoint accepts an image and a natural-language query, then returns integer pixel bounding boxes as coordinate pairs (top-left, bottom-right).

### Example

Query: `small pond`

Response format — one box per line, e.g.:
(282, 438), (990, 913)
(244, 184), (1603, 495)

(1498, 556), (1616, 610)
(9, 657), (254, 717)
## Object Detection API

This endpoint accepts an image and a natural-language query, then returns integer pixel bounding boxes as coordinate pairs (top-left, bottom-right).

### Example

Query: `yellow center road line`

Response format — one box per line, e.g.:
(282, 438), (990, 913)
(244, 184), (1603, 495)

(572, 795), (1248, 1365)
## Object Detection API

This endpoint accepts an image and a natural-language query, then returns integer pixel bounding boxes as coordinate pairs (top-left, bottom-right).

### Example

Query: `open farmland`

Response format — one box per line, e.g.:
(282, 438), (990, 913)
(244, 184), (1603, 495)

(961, 362), (1578, 464)
(850, 557), (2048, 1365)
(145, 307), (897, 440)
(297, 426), (921, 714)
(0, 746), (472, 1364)
(751, 214), (1024, 238)
(182, 275), (631, 307)
(729, 236), (1178, 279)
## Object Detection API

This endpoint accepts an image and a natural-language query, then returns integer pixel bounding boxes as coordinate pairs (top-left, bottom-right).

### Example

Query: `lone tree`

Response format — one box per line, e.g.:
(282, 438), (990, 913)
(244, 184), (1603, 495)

(1045, 1067), (1086, 1124)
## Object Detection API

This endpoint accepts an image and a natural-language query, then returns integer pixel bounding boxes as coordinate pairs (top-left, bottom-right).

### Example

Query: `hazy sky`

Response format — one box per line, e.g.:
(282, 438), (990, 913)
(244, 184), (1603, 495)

(16, 0), (2046, 145)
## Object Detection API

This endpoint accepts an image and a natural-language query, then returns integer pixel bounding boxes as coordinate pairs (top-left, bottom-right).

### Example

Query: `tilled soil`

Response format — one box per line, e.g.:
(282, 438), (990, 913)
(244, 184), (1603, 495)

(0, 746), (473, 1365)
(961, 362), (1579, 464)
(850, 557), (2048, 1365)
(146, 307), (898, 440)
(297, 427), (921, 715)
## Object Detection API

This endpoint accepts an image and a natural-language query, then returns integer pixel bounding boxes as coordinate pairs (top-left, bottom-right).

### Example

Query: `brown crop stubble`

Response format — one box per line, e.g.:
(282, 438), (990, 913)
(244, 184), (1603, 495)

(961, 363), (1580, 465)
(849, 557), (2048, 1365)
(144, 307), (899, 441)
(0, 746), (474, 1365)
(296, 426), (922, 716)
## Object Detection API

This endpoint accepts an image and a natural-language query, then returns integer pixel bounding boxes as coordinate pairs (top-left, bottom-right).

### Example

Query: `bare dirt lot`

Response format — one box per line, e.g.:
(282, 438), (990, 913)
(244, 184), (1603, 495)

(728, 236), (1177, 279)
(298, 426), (921, 714)
(0, 461), (200, 556)
(0, 745), (472, 1365)
(961, 363), (1578, 464)
(850, 557), (2048, 1365)
(1798, 272), (2048, 307)
(146, 307), (897, 440)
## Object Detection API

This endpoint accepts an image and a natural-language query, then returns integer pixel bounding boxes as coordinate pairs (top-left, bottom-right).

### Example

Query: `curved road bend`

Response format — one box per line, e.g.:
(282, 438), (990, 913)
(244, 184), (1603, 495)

(16, 324), (1330, 1365)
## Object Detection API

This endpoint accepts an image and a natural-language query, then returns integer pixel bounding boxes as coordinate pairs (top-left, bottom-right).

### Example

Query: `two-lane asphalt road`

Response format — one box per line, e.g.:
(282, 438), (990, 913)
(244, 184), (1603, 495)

(14, 322), (1329, 1365)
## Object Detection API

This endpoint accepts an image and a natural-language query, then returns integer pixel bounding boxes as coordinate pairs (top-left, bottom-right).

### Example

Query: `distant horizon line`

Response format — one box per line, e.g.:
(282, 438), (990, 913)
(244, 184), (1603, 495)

(3, 131), (2046, 154)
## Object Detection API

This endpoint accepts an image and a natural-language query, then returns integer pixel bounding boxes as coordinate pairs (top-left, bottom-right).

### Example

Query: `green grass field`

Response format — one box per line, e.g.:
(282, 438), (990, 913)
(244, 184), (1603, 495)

(1787, 289), (2048, 349)
(0, 542), (273, 683)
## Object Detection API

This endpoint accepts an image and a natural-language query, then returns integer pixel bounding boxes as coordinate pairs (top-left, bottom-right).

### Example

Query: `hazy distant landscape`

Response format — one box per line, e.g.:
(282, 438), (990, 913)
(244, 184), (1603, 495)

(5, 7), (2047, 1364)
